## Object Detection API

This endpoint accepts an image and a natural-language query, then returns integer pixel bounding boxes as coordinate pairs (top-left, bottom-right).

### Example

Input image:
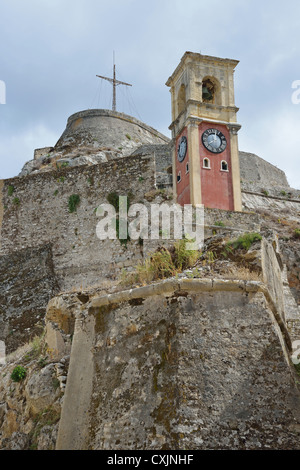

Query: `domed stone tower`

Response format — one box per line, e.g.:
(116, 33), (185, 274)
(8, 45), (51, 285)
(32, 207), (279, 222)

(19, 109), (170, 176)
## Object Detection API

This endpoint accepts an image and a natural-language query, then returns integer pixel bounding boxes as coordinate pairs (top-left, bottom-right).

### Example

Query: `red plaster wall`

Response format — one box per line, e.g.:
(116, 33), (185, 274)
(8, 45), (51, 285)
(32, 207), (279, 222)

(199, 122), (234, 211)
(175, 128), (190, 206)
(175, 123), (234, 210)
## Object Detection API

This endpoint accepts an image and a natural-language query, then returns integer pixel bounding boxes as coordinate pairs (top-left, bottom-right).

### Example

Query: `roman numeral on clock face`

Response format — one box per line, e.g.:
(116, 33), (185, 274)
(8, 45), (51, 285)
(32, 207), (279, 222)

(202, 128), (227, 154)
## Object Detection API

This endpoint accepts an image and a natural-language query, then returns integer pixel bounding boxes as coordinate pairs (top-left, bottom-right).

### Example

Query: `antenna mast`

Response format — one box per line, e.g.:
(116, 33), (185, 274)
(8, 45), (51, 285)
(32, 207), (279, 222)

(96, 52), (132, 112)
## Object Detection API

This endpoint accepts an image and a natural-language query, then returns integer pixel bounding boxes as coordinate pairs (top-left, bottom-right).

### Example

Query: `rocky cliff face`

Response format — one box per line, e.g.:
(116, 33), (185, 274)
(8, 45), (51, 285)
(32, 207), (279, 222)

(0, 338), (67, 450)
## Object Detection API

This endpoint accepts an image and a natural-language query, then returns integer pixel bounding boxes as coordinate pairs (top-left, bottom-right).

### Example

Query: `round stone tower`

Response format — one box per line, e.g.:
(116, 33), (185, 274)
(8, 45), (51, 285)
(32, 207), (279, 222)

(19, 109), (170, 176)
(55, 109), (169, 154)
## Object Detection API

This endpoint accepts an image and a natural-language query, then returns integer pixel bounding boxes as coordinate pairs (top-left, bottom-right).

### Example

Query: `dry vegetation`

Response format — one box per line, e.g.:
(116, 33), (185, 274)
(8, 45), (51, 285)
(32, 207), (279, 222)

(120, 238), (200, 286)
(119, 232), (263, 287)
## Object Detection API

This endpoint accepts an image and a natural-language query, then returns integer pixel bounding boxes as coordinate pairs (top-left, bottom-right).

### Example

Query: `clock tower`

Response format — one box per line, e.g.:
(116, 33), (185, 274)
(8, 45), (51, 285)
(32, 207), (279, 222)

(166, 52), (242, 211)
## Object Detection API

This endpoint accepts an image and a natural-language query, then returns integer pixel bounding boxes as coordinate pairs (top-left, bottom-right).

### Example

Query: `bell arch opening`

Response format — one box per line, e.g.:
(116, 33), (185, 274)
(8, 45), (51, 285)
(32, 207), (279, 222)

(202, 77), (221, 105)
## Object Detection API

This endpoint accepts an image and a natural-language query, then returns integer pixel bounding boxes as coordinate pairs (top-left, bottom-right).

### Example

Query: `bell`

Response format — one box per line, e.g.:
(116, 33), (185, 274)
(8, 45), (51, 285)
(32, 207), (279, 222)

(202, 86), (213, 101)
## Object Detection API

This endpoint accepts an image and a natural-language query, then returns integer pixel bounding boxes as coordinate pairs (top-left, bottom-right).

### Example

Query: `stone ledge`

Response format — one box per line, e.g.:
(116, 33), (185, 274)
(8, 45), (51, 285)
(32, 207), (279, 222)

(88, 277), (293, 352)
(242, 189), (300, 204)
(89, 278), (264, 308)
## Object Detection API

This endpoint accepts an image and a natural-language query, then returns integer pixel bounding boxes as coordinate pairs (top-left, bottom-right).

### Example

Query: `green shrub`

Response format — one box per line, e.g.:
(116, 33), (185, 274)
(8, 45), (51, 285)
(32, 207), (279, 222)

(294, 363), (300, 376)
(68, 194), (80, 213)
(173, 238), (199, 270)
(135, 249), (175, 282)
(12, 197), (20, 205)
(8, 185), (15, 196)
(106, 192), (133, 246)
(107, 192), (132, 213)
(294, 229), (300, 239)
(214, 220), (225, 227)
(23, 334), (45, 363)
(121, 239), (200, 286)
(107, 191), (120, 212)
(11, 365), (27, 382)
(38, 356), (48, 369)
(52, 378), (60, 390)
(206, 251), (216, 264)
(226, 232), (262, 252)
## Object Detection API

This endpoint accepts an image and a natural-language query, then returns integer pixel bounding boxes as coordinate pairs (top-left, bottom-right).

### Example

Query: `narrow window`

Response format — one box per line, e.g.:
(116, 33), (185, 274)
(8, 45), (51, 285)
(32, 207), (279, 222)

(221, 161), (228, 171)
(177, 171), (181, 183)
(186, 162), (189, 174)
(203, 158), (210, 169)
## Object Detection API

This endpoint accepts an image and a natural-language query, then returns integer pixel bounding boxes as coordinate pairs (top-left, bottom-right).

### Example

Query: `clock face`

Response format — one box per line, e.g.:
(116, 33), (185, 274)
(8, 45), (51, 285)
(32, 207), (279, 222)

(177, 136), (187, 162)
(202, 129), (227, 154)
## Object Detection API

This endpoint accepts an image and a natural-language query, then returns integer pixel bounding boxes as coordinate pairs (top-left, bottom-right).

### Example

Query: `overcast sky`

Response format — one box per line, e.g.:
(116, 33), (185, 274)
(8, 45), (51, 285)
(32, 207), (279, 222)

(1, 0), (300, 189)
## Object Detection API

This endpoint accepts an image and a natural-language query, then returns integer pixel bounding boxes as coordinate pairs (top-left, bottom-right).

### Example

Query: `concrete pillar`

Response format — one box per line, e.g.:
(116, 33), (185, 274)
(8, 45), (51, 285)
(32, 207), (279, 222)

(229, 125), (242, 212)
(56, 314), (95, 450)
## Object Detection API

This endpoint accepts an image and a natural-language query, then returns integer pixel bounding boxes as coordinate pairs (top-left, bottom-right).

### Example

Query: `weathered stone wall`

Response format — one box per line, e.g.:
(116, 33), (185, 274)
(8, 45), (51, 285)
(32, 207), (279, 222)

(261, 237), (286, 321)
(260, 236), (300, 348)
(131, 143), (173, 188)
(283, 267), (300, 344)
(204, 207), (261, 233)
(242, 190), (300, 215)
(55, 278), (300, 450)
(239, 151), (290, 188)
(0, 244), (58, 354)
(0, 155), (156, 292)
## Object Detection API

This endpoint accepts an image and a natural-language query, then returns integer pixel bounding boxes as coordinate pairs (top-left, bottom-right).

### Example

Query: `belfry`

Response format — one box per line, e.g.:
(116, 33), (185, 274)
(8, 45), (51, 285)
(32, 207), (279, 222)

(166, 51), (242, 211)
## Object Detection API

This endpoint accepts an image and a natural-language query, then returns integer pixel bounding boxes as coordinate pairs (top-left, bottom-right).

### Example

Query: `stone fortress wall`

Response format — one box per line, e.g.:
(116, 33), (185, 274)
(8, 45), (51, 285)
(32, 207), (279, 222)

(1, 109), (300, 450)
(240, 151), (290, 189)
(53, 235), (300, 450)
(0, 149), (262, 353)
(0, 244), (58, 354)
(18, 108), (300, 206)
(0, 154), (157, 351)
(1, 110), (300, 354)
(0, 154), (155, 283)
